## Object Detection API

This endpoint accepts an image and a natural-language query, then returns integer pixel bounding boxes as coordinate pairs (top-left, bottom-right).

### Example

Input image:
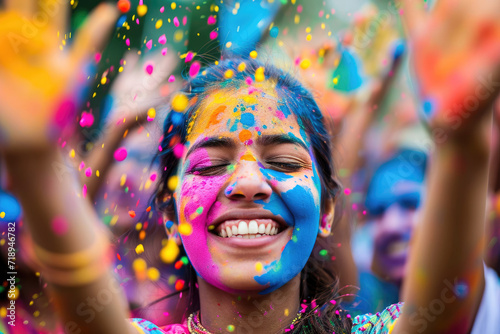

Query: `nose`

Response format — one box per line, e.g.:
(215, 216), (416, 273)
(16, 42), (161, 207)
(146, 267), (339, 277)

(379, 204), (410, 231)
(225, 162), (272, 201)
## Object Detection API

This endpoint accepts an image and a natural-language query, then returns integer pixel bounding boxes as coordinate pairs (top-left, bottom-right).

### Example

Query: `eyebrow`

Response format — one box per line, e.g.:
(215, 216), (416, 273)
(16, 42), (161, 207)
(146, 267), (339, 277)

(256, 134), (309, 152)
(185, 137), (236, 158)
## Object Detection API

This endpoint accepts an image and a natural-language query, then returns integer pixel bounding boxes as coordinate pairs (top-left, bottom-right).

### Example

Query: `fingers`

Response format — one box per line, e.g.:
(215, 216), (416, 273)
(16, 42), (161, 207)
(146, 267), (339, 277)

(5, 0), (36, 17)
(368, 41), (405, 107)
(38, 0), (68, 35)
(397, 0), (427, 38)
(70, 3), (118, 70)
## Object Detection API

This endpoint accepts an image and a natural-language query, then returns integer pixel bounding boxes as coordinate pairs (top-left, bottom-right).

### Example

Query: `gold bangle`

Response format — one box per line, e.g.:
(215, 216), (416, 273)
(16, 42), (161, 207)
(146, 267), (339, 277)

(32, 233), (109, 269)
(38, 245), (114, 286)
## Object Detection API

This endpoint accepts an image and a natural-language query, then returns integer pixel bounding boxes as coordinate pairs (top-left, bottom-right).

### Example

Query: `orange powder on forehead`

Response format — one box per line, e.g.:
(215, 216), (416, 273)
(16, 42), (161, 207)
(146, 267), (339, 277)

(206, 105), (226, 128)
(238, 129), (252, 143)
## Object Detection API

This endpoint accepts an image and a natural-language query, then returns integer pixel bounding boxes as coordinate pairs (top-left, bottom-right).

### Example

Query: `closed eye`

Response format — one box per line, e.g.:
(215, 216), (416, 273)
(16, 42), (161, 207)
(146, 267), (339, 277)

(265, 160), (307, 172)
(187, 163), (232, 176)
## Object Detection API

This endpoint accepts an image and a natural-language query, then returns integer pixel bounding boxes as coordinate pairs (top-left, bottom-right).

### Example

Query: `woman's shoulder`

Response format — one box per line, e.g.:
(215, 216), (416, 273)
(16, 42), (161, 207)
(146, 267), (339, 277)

(351, 302), (403, 334)
(130, 318), (189, 334)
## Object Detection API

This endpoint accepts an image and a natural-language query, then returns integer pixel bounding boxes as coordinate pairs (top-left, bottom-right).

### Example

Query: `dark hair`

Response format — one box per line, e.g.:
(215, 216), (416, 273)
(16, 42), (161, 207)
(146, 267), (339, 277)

(152, 58), (351, 332)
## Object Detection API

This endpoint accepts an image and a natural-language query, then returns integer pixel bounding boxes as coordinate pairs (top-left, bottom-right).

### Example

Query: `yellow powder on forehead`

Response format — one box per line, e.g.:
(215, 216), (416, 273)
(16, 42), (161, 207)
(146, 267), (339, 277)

(185, 83), (282, 142)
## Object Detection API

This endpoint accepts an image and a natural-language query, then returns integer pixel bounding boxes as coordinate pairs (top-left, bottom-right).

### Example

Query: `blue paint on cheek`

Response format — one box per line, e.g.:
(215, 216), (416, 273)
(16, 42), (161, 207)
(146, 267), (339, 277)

(254, 184), (320, 294)
(240, 113), (255, 128)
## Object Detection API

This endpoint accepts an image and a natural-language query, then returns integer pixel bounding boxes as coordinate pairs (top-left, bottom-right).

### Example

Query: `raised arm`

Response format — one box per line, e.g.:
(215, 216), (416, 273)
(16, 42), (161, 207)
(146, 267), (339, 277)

(0, 1), (135, 332)
(394, 0), (500, 333)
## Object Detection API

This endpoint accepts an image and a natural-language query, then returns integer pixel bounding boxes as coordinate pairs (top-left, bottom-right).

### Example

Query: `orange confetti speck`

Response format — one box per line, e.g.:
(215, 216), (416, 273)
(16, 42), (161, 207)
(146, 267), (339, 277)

(128, 210), (136, 218)
(175, 279), (185, 291)
(117, 0), (131, 13)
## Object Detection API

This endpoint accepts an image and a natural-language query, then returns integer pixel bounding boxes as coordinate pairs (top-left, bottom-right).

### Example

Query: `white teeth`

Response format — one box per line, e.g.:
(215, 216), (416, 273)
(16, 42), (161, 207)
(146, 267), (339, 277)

(238, 221), (248, 235)
(248, 220), (258, 234)
(265, 224), (272, 235)
(217, 221), (281, 238)
(258, 224), (266, 234)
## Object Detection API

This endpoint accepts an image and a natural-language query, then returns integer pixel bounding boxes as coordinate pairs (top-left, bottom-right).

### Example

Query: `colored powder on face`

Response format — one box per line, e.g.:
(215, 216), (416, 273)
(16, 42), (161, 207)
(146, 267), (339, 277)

(253, 166), (321, 294)
(240, 112), (255, 128)
(240, 151), (256, 161)
(275, 110), (286, 120)
(206, 105), (226, 128)
(238, 129), (252, 142)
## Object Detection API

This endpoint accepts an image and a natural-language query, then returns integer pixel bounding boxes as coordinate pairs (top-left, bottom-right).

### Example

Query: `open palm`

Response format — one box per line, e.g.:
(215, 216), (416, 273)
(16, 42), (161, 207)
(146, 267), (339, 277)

(402, 0), (500, 136)
(0, 0), (117, 150)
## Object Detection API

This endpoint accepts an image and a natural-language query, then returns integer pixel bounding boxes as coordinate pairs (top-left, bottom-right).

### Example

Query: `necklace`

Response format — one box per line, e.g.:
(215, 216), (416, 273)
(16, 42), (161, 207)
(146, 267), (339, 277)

(187, 309), (306, 334)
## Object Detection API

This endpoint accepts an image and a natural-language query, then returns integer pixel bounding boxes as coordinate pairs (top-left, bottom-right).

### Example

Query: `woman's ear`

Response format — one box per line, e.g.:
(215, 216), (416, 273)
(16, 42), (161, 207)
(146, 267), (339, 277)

(162, 212), (182, 246)
(318, 197), (335, 238)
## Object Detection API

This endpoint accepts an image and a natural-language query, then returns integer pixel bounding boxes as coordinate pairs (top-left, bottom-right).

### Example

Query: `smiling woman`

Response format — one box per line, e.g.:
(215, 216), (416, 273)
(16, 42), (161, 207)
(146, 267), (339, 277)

(2, 0), (500, 333)
(152, 59), (356, 333)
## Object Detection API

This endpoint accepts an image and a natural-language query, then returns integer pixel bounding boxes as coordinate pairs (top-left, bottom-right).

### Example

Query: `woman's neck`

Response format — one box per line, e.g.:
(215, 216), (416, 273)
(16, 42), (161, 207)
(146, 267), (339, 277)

(197, 275), (301, 333)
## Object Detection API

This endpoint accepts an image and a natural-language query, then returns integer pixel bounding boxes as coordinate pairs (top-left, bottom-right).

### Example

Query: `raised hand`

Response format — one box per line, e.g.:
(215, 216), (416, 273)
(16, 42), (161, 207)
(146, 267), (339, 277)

(0, 0), (118, 150)
(401, 0), (500, 137)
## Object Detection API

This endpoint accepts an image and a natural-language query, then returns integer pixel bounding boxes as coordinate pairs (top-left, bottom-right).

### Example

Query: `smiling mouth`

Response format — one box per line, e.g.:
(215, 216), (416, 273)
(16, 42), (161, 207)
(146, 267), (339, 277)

(211, 219), (285, 239)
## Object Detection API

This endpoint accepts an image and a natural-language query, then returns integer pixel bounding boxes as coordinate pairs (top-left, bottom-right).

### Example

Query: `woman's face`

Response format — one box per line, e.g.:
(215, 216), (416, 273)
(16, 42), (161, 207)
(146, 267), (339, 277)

(174, 85), (322, 294)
